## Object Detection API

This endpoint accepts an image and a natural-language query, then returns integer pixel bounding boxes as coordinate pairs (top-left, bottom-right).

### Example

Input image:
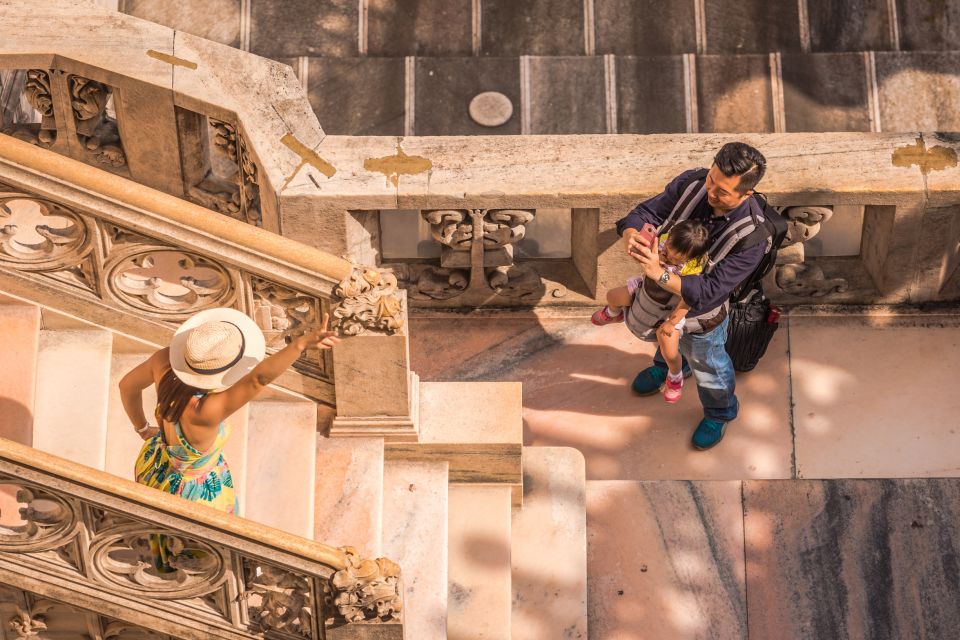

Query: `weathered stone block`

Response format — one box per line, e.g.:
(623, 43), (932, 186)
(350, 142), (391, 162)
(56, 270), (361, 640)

(616, 55), (687, 133)
(595, 0), (696, 55)
(308, 57), (405, 136)
(250, 0), (358, 58)
(703, 0), (801, 53)
(808, 0), (892, 52)
(122, 0), (241, 47)
(527, 56), (605, 134)
(782, 53), (871, 132)
(876, 52), (960, 132)
(415, 57), (520, 135)
(367, 0), (472, 56)
(895, 0), (960, 50)
(480, 0), (584, 56)
(695, 54), (773, 132)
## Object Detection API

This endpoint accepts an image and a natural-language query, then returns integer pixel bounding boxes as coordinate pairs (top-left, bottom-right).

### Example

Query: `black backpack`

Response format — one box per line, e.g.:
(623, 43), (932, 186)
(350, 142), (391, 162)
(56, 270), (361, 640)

(664, 169), (790, 371)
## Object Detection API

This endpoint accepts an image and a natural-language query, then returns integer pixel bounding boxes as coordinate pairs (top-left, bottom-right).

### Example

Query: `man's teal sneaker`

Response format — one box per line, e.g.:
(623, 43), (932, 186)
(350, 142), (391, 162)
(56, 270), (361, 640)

(692, 418), (728, 450)
(631, 364), (692, 395)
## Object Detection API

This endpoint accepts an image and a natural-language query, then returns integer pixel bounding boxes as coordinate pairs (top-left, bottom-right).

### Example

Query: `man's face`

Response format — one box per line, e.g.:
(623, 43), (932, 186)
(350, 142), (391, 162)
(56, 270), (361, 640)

(705, 165), (752, 213)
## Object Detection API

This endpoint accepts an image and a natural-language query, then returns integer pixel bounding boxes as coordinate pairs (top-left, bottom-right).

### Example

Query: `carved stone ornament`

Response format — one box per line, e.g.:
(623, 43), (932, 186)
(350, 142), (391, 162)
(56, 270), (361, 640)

(782, 206), (834, 245)
(67, 75), (126, 168)
(87, 523), (227, 599)
(103, 621), (172, 640)
(250, 276), (320, 351)
(0, 483), (80, 553)
(333, 266), (405, 336)
(23, 69), (56, 146)
(329, 547), (401, 624)
(0, 194), (89, 269)
(237, 132), (263, 227)
(240, 562), (313, 638)
(776, 263), (849, 297)
(7, 601), (52, 639)
(105, 248), (235, 317)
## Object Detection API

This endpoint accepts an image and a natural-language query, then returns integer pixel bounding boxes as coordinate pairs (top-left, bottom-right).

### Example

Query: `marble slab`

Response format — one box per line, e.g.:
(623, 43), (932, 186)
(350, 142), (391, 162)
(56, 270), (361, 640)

(807, 0), (892, 52)
(744, 479), (960, 639)
(781, 53), (871, 132)
(418, 381), (522, 444)
(527, 56), (606, 134)
(382, 460), (449, 640)
(250, 0), (358, 58)
(615, 55), (688, 134)
(875, 52), (960, 132)
(789, 317), (960, 479)
(480, 0), (584, 56)
(447, 484), (512, 640)
(895, 0), (960, 50)
(415, 57), (521, 135)
(587, 480), (747, 640)
(702, 0), (801, 54)
(0, 302), (39, 446)
(367, 0), (472, 56)
(511, 447), (587, 640)
(695, 54), (774, 133)
(308, 57), (405, 136)
(33, 329), (113, 470)
(313, 437), (384, 557)
(595, 0), (696, 56)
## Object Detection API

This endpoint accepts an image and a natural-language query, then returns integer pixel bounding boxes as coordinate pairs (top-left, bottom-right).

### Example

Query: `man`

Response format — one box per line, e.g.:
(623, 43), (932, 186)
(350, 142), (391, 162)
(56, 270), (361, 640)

(617, 142), (767, 450)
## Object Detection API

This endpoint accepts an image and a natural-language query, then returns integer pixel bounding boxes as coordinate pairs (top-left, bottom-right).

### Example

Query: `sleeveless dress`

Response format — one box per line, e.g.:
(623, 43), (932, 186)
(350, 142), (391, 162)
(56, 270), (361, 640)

(134, 393), (238, 571)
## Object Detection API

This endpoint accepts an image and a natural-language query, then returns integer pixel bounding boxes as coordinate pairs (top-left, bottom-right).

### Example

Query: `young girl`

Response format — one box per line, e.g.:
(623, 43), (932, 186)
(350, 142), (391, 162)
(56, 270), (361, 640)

(592, 220), (711, 403)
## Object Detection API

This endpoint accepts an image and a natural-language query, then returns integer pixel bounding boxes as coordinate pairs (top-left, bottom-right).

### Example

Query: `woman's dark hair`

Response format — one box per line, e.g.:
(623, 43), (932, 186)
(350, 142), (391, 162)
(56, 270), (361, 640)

(713, 142), (766, 194)
(157, 368), (205, 425)
(666, 220), (711, 260)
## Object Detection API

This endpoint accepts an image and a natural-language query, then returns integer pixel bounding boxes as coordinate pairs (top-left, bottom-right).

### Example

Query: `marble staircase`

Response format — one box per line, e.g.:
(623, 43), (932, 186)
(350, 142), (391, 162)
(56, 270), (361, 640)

(0, 294), (591, 639)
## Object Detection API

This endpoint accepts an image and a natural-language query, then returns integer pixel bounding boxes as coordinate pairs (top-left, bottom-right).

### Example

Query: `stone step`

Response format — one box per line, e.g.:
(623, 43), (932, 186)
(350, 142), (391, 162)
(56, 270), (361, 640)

(382, 460), (449, 640)
(385, 381), (523, 505)
(512, 447), (588, 640)
(0, 298), (40, 445)
(447, 484), (513, 640)
(33, 326), (113, 469)
(243, 398), (317, 538)
(313, 436), (384, 557)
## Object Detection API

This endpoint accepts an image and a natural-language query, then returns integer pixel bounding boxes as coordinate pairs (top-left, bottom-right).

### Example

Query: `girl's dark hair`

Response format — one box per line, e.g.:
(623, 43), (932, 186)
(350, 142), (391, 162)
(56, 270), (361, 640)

(666, 220), (711, 260)
(156, 368), (205, 425)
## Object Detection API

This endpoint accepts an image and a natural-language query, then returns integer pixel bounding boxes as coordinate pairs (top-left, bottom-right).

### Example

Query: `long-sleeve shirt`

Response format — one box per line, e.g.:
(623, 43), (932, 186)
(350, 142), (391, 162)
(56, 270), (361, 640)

(616, 168), (766, 316)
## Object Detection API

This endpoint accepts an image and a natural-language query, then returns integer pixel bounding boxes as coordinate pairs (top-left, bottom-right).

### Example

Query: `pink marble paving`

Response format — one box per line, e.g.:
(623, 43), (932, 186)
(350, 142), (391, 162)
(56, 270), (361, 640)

(410, 314), (793, 481)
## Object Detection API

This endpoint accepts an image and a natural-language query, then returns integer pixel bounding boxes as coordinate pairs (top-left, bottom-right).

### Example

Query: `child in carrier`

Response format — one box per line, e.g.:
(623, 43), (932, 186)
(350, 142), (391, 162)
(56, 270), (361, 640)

(592, 220), (711, 403)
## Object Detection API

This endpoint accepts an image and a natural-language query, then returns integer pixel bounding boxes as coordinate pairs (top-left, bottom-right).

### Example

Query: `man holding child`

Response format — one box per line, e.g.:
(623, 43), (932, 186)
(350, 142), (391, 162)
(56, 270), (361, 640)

(616, 142), (768, 450)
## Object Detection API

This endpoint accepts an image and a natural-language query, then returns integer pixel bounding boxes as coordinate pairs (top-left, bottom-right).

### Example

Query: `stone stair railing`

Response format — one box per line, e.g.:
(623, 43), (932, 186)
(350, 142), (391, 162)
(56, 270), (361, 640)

(0, 134), (409, 427)
(0, 436), (403, 639)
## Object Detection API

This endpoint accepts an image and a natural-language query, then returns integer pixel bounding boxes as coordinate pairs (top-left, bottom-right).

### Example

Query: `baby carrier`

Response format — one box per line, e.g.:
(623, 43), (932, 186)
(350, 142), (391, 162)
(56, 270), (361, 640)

(625, 169), (788, 370)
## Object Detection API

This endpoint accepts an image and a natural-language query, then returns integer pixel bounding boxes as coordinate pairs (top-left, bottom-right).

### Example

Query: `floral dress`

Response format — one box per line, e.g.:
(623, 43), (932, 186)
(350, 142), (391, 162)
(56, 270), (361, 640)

(135, 394), (238, 571)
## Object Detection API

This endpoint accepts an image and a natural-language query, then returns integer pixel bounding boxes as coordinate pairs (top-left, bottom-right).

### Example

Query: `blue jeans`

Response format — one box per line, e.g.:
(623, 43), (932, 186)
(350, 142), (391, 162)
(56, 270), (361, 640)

(653, 314), (738, 421)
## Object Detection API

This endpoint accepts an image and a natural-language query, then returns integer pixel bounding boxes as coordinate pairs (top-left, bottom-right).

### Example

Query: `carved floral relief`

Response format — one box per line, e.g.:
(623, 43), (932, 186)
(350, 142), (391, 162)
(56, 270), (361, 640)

(67, 75), (126, 169)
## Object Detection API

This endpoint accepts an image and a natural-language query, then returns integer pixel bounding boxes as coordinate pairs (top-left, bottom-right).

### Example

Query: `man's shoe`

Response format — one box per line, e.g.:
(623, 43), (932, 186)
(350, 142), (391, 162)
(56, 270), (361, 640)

(692, 418), (727, 450)
(631, 364), (692, 395)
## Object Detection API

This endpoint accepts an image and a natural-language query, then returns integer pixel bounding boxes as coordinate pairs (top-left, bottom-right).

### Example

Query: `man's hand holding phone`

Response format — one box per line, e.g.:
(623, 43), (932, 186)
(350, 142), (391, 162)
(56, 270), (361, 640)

(626, 223), (657, 259)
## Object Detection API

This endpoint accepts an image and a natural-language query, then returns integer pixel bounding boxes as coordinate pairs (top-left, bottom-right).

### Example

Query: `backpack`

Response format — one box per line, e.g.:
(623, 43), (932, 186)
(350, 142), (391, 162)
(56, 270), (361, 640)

(660, 169), (789, 371)
(660, 169), (789, 303)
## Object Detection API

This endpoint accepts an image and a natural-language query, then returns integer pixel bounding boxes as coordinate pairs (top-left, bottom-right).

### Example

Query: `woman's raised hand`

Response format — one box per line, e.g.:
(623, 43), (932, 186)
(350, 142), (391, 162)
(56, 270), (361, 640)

(295, 313), (341, 351)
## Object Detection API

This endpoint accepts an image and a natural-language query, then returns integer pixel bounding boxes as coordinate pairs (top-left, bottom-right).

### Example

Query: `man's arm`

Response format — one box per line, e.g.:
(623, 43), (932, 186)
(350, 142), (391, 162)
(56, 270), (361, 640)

(678, 242), (766, 311)
(615, 168), (705, 238)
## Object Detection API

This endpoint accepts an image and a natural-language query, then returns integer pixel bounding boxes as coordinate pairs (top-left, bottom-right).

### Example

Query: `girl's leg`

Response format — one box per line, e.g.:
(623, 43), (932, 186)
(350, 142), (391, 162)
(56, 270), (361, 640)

(605, 286), (632, 312)
(658, 329), (683, 376)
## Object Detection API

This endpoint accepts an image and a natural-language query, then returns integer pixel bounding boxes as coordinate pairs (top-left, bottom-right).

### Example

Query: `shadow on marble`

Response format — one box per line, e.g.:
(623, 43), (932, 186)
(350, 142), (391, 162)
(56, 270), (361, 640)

(410, 315), (793, 482)
(790, 317), (960, 479)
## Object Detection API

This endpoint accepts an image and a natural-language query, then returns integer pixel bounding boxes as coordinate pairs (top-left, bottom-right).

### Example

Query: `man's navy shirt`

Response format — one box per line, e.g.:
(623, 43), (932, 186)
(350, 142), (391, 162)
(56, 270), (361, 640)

(616, 168), (765, 317)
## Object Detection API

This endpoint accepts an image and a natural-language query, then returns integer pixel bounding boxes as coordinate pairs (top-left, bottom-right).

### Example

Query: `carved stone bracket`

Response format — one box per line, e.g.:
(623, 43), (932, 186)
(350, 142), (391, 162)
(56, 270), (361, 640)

(393, 208), (558, 304)
(333, 266), (405, 336)
(240, 561), (313, 638)
(0, 481), (81, 553)
(67, 75), (126, 169)
(774, 205), (849, 297)
(328, 547), (402, 624)
(23, 70), (56, 147)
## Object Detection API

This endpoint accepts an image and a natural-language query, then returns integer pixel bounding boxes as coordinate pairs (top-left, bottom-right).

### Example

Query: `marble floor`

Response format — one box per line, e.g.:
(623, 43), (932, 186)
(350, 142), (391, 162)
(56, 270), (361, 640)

(410, 309), (960, 640)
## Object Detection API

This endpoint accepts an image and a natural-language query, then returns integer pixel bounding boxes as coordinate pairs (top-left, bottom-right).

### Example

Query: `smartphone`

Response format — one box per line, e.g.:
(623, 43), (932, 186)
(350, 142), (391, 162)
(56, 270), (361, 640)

(635, 223), (657, 250)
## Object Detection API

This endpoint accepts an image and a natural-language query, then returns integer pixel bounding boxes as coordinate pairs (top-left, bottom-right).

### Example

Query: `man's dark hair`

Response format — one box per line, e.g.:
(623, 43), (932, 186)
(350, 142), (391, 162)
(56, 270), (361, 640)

(666, 220), (710, 260)
(713, 142), (766, 194)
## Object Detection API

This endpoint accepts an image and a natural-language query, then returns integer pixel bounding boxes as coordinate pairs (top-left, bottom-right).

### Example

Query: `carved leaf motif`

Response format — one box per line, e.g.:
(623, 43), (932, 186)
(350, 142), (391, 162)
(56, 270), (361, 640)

(240, 562), (313, 638)
(333, 267), (405, 336)
(250, 277), (319, 350)
(422, 210), (471, 249)
(776, 263), (849, 297)
(329, 547), (402, 624)
(482, 209), (535, 248)
(67, 75), (126, 168)
(22, 69), (56, 146)
(782, 206), (834, 244)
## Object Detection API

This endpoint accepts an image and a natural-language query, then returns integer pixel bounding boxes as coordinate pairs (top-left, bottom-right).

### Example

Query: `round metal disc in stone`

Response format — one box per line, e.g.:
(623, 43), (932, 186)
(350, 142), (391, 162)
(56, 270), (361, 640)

(469, 91), (513, 127)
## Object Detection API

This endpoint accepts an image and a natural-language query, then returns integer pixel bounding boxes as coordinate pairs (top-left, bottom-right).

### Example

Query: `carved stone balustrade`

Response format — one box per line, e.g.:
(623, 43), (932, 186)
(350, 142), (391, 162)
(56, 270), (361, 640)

(0, 133), (409, 428)
(0, 437), (403, 640)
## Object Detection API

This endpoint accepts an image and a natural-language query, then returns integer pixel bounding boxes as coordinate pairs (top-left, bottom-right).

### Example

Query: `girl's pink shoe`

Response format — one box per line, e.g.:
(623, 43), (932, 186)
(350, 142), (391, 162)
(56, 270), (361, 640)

(591, 306), (624, 326)
(664, 376), (683, 403)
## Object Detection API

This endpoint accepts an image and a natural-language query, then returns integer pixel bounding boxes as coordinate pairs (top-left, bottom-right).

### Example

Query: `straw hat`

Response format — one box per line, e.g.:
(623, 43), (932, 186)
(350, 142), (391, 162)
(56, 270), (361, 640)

(169, 308), (266, 390)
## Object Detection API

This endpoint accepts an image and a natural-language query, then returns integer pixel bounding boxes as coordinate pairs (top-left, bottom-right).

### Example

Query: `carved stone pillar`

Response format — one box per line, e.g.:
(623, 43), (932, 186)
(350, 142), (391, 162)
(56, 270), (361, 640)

(329, 267), (418, 441)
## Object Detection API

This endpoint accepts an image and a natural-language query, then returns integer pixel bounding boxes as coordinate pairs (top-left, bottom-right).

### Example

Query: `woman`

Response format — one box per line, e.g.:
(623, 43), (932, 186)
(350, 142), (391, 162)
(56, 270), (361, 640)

(119, 307), (338, 569)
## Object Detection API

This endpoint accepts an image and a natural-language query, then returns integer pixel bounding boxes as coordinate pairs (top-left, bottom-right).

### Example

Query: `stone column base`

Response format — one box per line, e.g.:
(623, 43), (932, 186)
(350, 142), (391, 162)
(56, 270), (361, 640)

(329, 372), (420, 442)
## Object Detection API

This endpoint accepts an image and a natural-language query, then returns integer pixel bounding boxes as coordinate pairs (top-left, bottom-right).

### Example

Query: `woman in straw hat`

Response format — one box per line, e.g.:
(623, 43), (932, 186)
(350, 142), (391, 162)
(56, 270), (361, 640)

(119, 307), (338, 568)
